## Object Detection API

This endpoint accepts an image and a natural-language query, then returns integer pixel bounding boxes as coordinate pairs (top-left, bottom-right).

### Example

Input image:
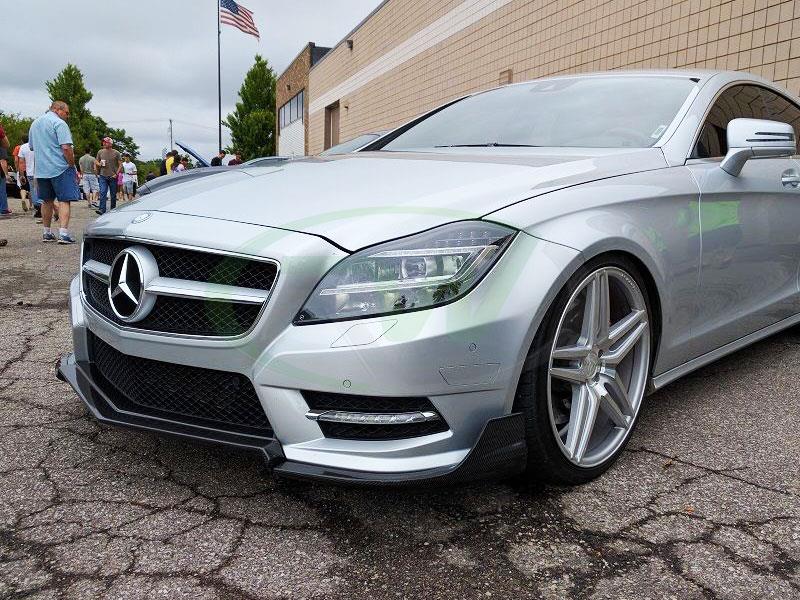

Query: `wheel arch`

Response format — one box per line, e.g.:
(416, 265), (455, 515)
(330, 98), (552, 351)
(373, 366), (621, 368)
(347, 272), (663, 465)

(512, 238), (667, 404)
(508, 243), (663, 484)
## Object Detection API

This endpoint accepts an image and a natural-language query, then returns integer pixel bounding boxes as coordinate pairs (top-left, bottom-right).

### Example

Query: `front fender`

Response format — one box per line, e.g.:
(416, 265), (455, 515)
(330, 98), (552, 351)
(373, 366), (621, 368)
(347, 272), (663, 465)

(487, 167), (701, 376)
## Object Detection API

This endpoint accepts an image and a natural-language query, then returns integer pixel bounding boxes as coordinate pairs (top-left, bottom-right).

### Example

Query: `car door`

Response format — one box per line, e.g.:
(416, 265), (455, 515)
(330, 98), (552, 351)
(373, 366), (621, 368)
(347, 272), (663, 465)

(686, 84), (800, 357)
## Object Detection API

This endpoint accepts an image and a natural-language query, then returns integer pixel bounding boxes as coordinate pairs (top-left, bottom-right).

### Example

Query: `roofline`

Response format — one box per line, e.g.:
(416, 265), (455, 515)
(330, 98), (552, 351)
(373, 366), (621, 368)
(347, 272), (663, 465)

(309, 0), (392, 73)
(277, 42), (320, 82)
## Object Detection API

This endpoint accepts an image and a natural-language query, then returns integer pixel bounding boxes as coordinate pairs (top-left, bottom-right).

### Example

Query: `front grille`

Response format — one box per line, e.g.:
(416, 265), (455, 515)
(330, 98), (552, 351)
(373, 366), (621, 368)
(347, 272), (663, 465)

(302, 391), (449, 440)
(88, 333), (272, 437)
(82, 237), (276, 337)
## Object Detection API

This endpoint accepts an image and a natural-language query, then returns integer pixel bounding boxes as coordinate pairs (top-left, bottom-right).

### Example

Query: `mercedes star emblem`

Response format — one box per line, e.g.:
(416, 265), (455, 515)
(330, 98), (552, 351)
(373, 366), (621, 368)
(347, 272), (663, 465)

(132, 213), (152, 224)
(107, 246), (158, 322)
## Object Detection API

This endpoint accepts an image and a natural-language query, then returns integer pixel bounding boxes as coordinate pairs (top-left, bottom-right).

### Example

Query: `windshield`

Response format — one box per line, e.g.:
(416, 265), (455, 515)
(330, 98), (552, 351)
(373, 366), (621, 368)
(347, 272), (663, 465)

(320, 133), (382, 156)
(379, 76), (697, 150)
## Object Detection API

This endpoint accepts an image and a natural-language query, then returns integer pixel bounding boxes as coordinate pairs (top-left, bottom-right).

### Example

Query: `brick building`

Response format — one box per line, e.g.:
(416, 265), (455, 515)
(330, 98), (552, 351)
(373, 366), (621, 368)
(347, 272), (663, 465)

(277, 0), (800, 156)
(276, 43), (331, 156)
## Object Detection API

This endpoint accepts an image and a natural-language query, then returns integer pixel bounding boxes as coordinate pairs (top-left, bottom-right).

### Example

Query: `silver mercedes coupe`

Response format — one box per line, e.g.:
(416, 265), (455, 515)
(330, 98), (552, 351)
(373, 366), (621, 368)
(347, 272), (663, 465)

(59, 70), (800, 485)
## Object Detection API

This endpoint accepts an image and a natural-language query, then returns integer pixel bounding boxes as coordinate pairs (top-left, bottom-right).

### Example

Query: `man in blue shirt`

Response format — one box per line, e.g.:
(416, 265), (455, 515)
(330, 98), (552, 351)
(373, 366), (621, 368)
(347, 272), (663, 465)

(28, 101), (80, 244)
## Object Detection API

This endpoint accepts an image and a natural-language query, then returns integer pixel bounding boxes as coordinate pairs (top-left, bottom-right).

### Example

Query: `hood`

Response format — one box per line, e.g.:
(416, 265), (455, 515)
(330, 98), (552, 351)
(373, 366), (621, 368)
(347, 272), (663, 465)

(118, 148), (666, 250)
(175, 140), (211, 167)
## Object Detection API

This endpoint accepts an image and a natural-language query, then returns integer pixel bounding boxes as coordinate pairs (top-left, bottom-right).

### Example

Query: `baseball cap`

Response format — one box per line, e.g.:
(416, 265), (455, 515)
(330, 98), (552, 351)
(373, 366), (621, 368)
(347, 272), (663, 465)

(102, 137), (113, 144)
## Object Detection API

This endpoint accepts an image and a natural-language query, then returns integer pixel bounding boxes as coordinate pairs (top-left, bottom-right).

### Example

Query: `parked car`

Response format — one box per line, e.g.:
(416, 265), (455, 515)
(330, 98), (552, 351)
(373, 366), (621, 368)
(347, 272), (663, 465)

(60, 70), (800, 486)
(319, 131), (388, 156)
(138, 143), (293, 197)
(139, 136), (386, 196)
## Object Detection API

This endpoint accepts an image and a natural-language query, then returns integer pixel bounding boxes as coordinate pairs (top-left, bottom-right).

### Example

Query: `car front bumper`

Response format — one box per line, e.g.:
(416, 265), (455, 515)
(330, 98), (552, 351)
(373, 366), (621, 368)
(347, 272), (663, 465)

(57, 352), (527, 485)
(60, 217), (579, 484)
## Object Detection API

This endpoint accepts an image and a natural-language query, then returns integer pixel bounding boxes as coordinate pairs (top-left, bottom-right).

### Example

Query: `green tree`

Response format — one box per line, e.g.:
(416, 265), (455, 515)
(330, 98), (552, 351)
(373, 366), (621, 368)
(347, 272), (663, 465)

(224, 54), (276, 160)
(44, 64), (139, 159)
(93, 117), (139, 159)
(0, 111), (34, 149)
(106, 127), (139, 159)
(45, 63), (99, 152)
(134, 158), (163, 184)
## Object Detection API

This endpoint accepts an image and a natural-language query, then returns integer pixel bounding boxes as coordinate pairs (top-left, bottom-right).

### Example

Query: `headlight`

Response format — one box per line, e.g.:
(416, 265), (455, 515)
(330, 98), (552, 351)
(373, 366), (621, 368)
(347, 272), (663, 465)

(295, 221), (516, 324)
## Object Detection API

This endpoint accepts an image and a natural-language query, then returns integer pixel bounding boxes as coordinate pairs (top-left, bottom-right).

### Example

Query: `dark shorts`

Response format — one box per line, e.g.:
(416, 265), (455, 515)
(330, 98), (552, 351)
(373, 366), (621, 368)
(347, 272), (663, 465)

(37, 167), (81, 202)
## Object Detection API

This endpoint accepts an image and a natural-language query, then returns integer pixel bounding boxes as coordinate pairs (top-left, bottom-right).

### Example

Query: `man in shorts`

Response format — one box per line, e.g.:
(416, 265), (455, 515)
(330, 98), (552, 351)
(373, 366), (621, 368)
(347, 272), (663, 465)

(28, 101), (79, 244)
(121, 153), (137, 201)
(78, 146), (99, 206)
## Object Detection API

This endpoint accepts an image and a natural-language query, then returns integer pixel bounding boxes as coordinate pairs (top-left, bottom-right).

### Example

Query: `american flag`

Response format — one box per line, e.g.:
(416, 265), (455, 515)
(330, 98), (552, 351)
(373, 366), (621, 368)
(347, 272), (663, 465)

(220, 0), (260, 40)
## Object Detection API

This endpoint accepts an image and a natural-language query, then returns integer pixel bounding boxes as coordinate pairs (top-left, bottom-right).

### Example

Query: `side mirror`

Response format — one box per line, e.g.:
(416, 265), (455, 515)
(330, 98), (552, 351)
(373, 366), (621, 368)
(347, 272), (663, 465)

(720, 118), (796, 176)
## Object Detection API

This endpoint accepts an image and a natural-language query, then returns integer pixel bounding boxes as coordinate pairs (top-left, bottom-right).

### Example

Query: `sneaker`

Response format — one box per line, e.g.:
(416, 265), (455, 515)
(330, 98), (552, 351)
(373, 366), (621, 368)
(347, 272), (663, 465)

(35, 218), (43, 224)
(0, 209), (11, 215)
(58, 233), (77, 245)
(95, 209), (105, 215)
(42, 232), (57, 243)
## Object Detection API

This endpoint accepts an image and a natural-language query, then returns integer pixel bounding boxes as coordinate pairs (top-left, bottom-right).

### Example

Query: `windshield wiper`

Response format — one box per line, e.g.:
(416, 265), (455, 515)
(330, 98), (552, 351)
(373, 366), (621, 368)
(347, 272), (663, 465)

(434, 142), (539, 148)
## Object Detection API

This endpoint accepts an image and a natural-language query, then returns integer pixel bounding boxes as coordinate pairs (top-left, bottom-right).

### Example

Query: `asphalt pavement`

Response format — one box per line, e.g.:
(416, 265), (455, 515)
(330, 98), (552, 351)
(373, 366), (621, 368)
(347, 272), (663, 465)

(0, 201), (798, 599)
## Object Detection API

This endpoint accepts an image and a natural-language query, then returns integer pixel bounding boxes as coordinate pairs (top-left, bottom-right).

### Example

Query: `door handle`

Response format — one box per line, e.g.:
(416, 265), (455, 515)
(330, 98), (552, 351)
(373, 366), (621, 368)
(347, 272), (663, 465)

(782, 169), (800, 188)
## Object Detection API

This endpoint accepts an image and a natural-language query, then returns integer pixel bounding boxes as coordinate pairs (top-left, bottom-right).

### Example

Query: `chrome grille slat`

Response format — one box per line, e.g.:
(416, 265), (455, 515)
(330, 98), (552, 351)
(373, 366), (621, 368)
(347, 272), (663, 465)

(83, 260), (111, 284)
(145, 277), (268, 304)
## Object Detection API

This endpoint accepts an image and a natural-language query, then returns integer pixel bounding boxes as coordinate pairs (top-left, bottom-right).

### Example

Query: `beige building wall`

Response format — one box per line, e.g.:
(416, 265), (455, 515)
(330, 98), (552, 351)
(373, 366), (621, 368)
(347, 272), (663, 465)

(308, 0), (800, 155)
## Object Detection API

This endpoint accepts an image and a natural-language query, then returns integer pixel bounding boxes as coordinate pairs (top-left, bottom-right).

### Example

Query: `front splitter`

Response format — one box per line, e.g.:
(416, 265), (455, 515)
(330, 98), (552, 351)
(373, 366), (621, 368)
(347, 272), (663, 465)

(57, 353), (527, 486)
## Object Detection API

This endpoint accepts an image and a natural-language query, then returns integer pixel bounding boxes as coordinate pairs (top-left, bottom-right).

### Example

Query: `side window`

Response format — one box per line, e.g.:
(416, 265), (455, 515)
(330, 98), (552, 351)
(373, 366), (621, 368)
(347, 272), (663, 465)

(692, 85), (769, 159)
(760, 88), (800, 151)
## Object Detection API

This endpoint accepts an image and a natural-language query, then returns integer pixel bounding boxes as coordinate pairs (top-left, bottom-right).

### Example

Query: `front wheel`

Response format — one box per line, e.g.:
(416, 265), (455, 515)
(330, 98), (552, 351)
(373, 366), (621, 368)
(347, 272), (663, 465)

(514, 257), (653, 485)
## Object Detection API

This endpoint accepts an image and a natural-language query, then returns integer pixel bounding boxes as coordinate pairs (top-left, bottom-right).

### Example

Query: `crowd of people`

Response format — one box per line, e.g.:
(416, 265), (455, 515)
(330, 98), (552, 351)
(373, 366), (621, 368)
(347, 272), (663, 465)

(1, 102), (243, 248)
(1, 102), (164, 247)
(0, 101), (144, 246)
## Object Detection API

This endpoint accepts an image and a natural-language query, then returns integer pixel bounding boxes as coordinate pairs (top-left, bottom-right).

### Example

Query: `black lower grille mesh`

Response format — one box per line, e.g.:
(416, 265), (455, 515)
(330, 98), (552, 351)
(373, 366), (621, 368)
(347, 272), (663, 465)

(302, 391), (449, 440)
(89, 333), (272, 436)
(84, 275), (262, 336)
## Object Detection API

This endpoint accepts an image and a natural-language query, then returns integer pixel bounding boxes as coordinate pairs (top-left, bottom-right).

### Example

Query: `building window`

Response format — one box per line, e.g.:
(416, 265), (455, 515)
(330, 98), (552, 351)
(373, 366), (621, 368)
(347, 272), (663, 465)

(279, 89), (304, 131)
(499, 69), (513, 85)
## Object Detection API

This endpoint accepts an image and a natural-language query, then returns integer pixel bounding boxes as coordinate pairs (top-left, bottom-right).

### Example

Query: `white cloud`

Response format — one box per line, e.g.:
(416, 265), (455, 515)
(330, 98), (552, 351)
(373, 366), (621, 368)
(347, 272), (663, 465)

(2, 0), (382, 160)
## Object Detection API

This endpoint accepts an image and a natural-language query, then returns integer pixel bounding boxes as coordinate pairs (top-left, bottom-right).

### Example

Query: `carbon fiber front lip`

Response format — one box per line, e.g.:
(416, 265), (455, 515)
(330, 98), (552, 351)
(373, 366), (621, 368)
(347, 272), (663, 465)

(273, 413), (527, 487)
(57, 353), (527, 486)
(57, 353), (284, 463)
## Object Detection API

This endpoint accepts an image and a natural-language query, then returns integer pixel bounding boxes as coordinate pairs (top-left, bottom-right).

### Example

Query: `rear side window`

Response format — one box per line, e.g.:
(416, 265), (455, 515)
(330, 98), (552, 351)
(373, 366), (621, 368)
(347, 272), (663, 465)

(760, 88), (800, 150)
(693, 85), (769, 158)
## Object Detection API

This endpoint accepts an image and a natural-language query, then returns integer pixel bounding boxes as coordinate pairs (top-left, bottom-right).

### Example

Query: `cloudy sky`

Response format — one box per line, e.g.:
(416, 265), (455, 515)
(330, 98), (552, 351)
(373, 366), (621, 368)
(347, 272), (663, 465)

(1, 0), (382, 161)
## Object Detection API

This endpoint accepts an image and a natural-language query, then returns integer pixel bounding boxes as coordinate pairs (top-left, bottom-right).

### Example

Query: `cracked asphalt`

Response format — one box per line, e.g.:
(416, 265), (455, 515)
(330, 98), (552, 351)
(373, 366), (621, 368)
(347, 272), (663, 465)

(0, 202), (798, 599)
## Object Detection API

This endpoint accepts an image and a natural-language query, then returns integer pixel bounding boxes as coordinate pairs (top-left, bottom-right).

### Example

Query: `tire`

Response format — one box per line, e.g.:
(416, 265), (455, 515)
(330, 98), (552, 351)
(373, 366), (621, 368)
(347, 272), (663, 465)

(513, 255), (654, 485)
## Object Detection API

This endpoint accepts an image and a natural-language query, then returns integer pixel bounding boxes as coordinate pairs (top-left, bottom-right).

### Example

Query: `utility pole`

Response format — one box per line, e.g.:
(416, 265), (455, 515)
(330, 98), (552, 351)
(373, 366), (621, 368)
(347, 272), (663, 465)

(168, 119), (173, 150)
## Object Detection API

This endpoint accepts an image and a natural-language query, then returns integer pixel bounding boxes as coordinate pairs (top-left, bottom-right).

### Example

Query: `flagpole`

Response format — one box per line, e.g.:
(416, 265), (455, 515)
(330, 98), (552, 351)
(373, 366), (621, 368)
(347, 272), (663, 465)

(217, 0), (222, 153)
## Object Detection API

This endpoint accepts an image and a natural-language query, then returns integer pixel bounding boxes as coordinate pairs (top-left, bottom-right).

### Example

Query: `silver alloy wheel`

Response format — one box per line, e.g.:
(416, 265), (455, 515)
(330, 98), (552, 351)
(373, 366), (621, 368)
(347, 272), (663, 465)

(547, 267), (650, 468)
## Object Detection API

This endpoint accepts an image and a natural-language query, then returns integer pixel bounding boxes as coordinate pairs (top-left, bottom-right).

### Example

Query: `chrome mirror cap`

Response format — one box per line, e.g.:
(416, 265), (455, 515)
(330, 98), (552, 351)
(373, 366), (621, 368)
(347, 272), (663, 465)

(721, 118), (796, 176)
